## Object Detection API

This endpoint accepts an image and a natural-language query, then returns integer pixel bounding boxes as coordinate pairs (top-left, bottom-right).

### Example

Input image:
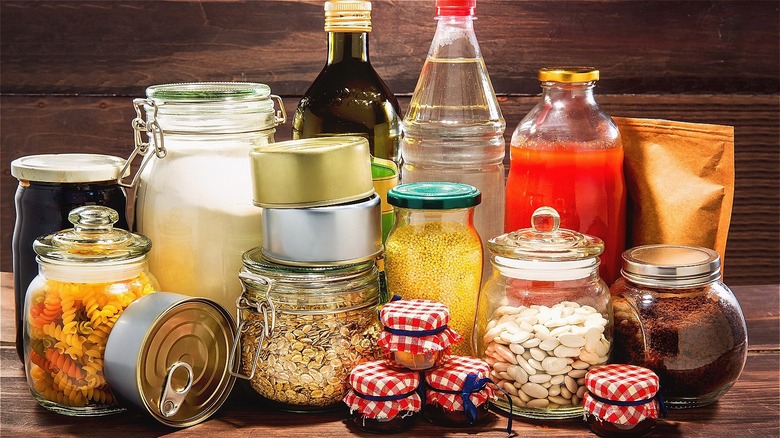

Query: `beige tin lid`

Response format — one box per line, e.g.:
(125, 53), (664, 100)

(11, 153), (128, 183)
(104, 293), (236, 427)
(249, 136), (374, 208)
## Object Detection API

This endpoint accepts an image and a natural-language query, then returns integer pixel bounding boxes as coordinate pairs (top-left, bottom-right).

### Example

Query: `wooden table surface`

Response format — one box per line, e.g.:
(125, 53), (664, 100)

(1, 272), (778, 437)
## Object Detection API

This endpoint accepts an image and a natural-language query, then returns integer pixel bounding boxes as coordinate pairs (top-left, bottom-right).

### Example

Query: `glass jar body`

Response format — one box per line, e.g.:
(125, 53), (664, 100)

(350, 410), (418, 433)
(611, 278), (747, 408)
(23, 260), (158, 416)
(381, 348), (448, 371)
(384, 207), (482, 356)
(136, 126), (275, 316)
(424, 400), (490, 427)
(238, 255), (382, 411)
(586, 413), (656, 437)
(475, 261), (612, 419)
(505, 81), (626, 284)
(13, 180), (127, 362)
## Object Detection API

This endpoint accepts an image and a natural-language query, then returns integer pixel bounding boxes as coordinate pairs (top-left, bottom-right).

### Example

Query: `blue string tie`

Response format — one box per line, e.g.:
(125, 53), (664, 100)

(352, 388), (419, 403)
(383, 325), (449, 337)
(588, 392), (667, 418)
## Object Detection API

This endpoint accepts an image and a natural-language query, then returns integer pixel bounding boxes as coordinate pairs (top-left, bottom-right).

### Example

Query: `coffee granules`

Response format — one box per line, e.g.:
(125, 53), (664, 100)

(611, 285), (747, 401)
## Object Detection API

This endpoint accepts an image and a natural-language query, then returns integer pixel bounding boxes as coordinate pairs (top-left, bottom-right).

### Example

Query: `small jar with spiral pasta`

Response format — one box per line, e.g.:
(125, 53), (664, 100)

(23, 205), (159, 416)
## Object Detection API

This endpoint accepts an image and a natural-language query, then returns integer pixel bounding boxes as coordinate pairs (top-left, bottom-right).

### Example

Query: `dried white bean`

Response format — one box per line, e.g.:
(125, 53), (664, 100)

(527, 399), (549, 409)
(521, 382), (549, 399)
(530, 347), (547, 362)
(529, 373), (552, 384)
(558, 333), (586, 348)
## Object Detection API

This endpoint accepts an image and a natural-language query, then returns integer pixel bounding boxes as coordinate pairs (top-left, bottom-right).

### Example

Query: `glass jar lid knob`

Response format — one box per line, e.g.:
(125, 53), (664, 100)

(531, 206), (560, 233)
(69, 205), (119, 234)
(35, 205), (152, 263)
(487, 206), (604, 261)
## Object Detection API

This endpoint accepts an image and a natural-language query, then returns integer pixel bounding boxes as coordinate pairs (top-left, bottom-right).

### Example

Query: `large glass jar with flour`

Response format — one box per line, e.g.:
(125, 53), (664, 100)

(474, 206), (612, 420)
(125, 82), (285, 315)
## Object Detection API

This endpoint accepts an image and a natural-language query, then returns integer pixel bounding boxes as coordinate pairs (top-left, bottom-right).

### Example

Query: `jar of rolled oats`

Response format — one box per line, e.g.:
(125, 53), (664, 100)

(231, 247), (382, 412)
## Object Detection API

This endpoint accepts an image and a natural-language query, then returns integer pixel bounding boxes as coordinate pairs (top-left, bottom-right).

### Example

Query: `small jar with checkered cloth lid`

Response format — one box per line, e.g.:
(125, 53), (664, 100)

(377, 299), (462, 370)
(344, 360), (422, 433)
(583, 364), (665, 437)
(423, 355), (497, 427)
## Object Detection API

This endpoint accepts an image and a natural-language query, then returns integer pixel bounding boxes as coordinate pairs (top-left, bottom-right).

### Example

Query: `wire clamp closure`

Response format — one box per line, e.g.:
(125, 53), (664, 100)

(118, 98), (166, 188)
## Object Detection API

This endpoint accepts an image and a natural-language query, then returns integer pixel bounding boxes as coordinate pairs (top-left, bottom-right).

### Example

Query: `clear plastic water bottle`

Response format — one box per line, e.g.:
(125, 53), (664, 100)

(401, 0), (505, 258)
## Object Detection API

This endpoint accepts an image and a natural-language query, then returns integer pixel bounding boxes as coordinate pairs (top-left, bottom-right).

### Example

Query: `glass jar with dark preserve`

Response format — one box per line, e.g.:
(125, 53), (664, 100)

(583, 364), (664, 437)
(11, 153), (129, 364)
(610, 245), (748, 409)
(344, 361), (421, 433)
(423, 356), (495, 427)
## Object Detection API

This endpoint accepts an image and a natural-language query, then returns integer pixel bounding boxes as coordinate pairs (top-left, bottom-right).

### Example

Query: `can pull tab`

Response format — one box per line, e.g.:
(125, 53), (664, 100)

(159, 361), (193, 418)
(118, 98), (167, 188)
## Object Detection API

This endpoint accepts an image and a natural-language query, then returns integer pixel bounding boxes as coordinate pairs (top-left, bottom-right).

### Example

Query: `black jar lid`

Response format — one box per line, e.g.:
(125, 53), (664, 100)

(621, 244), (721, 288)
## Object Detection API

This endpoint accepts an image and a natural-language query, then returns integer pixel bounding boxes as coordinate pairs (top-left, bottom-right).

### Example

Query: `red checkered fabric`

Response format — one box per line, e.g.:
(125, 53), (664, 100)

(424, 356), (496, 411)
(343, 361), (422, 420)
(584, 364), (661, 425)
(377, 299), (462, 354)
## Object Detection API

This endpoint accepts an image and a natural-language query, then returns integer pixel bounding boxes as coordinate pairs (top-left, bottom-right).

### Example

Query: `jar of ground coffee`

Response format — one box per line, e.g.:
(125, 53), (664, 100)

(610, 245), (748, 409)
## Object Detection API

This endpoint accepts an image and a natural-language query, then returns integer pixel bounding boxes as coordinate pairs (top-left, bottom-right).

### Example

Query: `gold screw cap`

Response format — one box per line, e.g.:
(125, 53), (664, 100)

(538, 67), (600, 83)
(325, 0), (372, 32)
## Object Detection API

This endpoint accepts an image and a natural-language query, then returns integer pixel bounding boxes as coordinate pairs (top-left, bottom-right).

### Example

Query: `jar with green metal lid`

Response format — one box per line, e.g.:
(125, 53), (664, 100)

(124, 82), (286, 317)
(23, 205), (159, 416)
(231, 247), (382, 412)
(383, 182), (483, 356)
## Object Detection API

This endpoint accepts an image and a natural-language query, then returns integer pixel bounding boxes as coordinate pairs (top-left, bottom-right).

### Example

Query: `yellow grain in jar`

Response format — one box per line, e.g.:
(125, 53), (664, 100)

(384, 183), (483, 356)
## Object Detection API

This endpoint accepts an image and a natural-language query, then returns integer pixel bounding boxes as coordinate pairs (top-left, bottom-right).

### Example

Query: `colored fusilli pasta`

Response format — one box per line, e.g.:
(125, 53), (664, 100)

(25, 272), (156, 409)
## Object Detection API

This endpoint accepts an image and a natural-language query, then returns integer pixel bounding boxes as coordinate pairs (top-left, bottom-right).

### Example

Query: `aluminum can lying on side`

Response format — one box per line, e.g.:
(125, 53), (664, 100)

(104, 292), (236, 427)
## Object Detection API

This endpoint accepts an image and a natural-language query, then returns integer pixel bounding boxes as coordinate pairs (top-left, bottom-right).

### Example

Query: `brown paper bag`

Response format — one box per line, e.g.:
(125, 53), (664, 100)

(614, 117), (735, 266)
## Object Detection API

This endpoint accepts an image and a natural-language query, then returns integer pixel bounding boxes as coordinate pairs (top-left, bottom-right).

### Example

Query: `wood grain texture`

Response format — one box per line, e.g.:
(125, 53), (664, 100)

(2, 95), (778, 284)
(1, 0), (778, 282)
(1, 273), (778, 436)
(1, 1), (778, 95)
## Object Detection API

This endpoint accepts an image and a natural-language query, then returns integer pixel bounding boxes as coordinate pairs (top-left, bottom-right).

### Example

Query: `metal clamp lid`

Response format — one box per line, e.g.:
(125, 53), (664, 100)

(228, 271), (277, 381)
(118, 86), (286, 189)
(118, 98), (166, 188)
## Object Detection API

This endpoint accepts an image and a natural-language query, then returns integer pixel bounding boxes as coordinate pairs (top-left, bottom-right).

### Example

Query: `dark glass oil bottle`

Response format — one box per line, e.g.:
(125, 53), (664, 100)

(292, 0), (401, 163)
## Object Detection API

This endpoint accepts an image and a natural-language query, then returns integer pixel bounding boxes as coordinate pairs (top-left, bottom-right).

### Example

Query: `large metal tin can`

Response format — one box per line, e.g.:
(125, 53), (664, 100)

(261, 193), (382, 266)
(104, 292), (236, 427)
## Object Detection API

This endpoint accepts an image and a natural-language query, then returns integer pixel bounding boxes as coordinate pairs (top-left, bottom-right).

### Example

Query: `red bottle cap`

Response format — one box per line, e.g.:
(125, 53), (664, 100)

(436, 0), (476, 17)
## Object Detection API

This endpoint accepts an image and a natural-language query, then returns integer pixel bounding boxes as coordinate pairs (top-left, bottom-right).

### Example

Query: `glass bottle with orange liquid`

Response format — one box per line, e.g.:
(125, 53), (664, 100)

(505, 68), (626, 284)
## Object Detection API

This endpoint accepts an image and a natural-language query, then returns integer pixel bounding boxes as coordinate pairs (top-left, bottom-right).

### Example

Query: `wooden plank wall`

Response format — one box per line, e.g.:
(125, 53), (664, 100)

(1, 0), (778, 285)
